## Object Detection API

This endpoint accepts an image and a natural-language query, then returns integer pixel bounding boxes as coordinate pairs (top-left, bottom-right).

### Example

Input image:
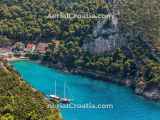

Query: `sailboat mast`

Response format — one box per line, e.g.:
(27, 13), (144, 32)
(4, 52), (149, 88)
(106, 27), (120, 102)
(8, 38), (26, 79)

(64, 82), (66, 98)
(50, 80), (51, 95)
(55, 80), (56, 95)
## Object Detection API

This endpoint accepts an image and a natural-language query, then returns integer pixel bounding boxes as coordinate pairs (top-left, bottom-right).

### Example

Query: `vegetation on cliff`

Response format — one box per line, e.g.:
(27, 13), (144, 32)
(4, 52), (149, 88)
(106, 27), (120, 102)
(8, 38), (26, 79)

(0, 62), (62, 120)
(43, 41), (136, 80)
(118, 0), (160, 44)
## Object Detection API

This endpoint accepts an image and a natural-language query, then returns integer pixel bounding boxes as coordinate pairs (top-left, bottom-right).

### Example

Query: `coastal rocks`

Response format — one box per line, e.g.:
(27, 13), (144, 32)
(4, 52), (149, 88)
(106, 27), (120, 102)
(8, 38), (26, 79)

(135, 81), (146, 95)
(135, 81), (160, 101)
(143, 89), (160, 101)
(142, 83), (160, 101)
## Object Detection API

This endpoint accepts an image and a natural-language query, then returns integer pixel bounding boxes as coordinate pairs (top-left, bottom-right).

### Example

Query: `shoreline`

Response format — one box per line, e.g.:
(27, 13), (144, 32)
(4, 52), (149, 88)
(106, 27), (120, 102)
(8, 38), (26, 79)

(9, 59), (160, 120)
(7, 56), (29, 62)
(10, 59), (160, 102)
(7, 61), (63, 120)
(41, 61), (160, 102)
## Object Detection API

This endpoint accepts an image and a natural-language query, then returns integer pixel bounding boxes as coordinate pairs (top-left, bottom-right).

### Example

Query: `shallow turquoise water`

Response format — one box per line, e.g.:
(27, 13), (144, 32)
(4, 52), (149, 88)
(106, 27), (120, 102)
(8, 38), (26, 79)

(11, 60), (160, 120)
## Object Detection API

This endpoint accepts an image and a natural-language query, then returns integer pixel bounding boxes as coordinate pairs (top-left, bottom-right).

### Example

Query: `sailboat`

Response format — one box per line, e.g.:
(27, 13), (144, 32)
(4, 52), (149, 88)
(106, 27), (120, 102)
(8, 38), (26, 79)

(49, 79), (60, 101)
(60, 82), (71, 104)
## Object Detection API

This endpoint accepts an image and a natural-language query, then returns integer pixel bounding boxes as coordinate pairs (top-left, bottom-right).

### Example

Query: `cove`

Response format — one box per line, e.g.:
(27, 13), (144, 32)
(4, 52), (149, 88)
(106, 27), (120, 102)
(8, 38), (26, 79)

(11, 60), (160, 120)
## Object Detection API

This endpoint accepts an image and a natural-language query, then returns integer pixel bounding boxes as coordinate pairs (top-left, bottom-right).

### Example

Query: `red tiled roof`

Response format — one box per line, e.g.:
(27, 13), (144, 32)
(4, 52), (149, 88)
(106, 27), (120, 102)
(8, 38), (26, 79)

(26, 43), (35, 49)
(36, 43), (48, 53)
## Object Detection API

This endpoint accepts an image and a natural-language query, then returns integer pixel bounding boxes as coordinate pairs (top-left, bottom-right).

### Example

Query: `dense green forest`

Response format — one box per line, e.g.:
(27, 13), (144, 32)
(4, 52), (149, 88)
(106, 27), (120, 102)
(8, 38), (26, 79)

(118, 0), (160, 45)
(0, 62), (62, 120)
(0, 0), (110, 43)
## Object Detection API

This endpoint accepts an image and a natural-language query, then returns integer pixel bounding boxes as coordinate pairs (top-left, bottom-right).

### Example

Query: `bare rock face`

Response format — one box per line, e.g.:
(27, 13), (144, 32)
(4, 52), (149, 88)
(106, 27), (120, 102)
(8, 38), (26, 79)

(83, 15), (126, 54)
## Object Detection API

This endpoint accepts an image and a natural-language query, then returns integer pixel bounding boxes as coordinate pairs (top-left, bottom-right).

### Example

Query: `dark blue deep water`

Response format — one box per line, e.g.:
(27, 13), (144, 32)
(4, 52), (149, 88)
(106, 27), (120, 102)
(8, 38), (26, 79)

(11, 60), (160, 120)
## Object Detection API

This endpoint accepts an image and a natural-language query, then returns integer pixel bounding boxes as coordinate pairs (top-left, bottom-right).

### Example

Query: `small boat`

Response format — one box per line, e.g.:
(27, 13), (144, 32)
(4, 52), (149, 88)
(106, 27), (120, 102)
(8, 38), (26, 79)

(48, 79), (60, 101)
(60, 82), (71, 104)
(49, 95), (60, 100)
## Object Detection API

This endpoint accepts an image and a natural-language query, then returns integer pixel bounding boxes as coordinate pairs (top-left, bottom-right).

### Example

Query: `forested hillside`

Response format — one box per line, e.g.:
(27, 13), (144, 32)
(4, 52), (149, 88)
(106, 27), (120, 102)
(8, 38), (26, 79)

(118, 0), (160, 44)
(0, 0), (111, 43)
(0, 62), (62, 120)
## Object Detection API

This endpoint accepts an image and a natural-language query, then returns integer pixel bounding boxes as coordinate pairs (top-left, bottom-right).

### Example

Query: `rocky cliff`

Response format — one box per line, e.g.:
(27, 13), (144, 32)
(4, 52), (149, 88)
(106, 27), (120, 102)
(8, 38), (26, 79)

(83, 12), (126, 54)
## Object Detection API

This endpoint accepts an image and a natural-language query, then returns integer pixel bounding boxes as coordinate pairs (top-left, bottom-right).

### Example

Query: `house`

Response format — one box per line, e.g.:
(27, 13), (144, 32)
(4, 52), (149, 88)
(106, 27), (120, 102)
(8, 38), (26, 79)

(25, 43), (36, 52)
(36, 43), (48, 54)
(12, 42), (25, 52)
(0, 47), (13, 60)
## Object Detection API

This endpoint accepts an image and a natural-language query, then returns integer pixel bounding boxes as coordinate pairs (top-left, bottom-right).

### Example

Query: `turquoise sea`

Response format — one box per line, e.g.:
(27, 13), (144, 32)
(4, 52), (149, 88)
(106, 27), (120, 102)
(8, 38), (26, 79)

(11, 60), (160, 120)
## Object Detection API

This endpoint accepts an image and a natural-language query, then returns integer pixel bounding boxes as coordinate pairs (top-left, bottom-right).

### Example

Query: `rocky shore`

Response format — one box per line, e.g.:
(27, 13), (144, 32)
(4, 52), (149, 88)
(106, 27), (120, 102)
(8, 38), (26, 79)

(135, 82), (160, 101)
(42, 61), (160, 102)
